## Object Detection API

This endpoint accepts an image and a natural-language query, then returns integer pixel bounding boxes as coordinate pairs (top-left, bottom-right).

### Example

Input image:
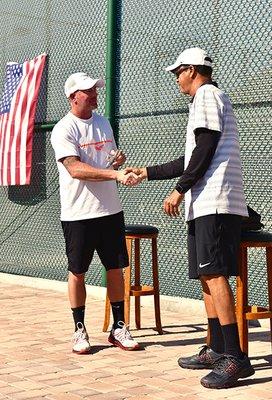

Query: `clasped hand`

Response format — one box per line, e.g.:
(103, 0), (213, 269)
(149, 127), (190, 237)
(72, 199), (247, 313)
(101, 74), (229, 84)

(116, 167), (147, 187)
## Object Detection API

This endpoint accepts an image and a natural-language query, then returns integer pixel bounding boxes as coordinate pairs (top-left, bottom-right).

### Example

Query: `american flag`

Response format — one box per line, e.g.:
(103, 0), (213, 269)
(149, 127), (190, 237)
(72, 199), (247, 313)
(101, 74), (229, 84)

(0, 53), (47, 186)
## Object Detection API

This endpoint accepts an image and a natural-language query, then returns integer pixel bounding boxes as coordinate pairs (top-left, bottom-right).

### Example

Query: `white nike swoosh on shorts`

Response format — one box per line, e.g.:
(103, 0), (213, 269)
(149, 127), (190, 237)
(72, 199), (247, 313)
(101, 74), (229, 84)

(199, 262), (211, 268)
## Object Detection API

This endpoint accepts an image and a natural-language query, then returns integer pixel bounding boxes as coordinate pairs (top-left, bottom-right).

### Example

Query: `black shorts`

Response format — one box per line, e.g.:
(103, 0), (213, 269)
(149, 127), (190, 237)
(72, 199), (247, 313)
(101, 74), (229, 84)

(187, 213), (241, 279)
(61, 211), (129, 274)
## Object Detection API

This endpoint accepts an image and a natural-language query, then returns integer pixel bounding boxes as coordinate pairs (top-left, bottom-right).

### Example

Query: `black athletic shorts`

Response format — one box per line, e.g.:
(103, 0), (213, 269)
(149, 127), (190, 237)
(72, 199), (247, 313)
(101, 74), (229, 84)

(61, 211), (129, 274)
(187, 213), (242, 279)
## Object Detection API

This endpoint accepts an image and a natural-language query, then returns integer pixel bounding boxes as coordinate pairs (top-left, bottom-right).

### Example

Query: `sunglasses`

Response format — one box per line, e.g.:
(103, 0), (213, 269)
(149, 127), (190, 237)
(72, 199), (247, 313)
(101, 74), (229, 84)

(174, 66), (191, 78)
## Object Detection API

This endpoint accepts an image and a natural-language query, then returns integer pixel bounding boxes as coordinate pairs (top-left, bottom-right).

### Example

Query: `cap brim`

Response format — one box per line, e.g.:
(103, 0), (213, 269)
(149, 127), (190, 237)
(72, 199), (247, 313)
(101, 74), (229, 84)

(165, 61), (182, 72)
(94, 78), (105, 88)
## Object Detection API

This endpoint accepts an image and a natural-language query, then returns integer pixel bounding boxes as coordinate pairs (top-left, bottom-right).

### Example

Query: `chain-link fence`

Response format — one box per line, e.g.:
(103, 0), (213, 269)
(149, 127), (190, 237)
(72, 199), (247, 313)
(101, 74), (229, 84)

(0, 0), (271, 306)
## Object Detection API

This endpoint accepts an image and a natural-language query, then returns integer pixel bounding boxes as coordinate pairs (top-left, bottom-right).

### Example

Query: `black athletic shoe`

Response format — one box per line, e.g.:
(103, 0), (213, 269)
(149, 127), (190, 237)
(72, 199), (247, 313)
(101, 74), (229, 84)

(200, 353), (255, 389)
(178, 345), (222, 370)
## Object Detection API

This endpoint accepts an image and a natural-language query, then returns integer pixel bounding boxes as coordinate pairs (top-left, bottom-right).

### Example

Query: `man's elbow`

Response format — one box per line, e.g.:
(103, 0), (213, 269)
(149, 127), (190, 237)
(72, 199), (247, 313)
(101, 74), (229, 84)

(66, 166), (80, 179)
(69, 171), (78, 179)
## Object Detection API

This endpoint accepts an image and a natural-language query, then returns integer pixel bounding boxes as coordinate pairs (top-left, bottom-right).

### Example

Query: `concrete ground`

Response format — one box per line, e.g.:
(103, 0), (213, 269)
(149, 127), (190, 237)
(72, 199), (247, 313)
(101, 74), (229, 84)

(0, 278), (271, 400)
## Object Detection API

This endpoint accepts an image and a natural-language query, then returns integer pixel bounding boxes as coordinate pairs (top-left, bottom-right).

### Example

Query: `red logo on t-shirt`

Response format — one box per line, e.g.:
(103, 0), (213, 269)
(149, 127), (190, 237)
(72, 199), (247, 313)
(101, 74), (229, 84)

(79, 139), (112, 150)
(95, 144), (104, 151)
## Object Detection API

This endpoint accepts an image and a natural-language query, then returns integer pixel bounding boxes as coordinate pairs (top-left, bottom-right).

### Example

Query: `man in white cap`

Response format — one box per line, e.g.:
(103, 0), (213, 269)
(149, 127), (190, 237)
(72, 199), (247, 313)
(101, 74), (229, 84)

(51, 72), (140, 354)
(126, 48), (254, 388)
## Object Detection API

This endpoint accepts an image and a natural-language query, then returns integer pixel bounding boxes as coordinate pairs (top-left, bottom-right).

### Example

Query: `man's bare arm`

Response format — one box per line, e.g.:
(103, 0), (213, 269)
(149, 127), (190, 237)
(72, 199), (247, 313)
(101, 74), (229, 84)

(60, 156), (139, 185)
(61, 156), (108, 181)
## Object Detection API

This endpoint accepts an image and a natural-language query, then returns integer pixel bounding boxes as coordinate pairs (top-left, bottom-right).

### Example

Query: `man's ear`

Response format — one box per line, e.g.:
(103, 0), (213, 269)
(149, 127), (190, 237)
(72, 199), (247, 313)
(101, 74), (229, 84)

(189, 65), (197, 78)
(70, 93), (76, 102)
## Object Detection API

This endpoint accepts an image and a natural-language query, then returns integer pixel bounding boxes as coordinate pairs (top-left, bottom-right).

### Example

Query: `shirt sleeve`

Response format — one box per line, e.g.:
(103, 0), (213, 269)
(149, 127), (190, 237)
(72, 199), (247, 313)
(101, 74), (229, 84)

(175, 128), (220, 193)
(146, 156), (184, 180)
(51, 124), (80, 162)
(193, 87), (224, 132)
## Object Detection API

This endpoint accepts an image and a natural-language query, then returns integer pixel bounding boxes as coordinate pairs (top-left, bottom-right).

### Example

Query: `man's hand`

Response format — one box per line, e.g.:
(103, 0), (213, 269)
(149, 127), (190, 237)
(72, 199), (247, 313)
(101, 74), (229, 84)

(116, 170), (140, 186)
(112, 150), (126, 169)
(124, 167), (147, 181)
(163, 190), (184, 217)
(106, 150), (126, 169)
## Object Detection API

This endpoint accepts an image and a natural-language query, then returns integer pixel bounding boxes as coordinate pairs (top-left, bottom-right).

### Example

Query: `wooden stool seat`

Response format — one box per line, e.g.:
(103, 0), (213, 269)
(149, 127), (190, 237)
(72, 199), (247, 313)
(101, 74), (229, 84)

(241, 230), (272, 243)
(103, 224), (163, 334)
(236, 230), (272, 354)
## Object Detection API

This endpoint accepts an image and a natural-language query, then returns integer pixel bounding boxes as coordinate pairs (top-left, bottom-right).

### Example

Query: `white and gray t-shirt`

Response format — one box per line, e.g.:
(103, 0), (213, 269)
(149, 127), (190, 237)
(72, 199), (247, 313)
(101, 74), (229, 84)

(184, 84), (248, 221)
(51, 111), (122, 221)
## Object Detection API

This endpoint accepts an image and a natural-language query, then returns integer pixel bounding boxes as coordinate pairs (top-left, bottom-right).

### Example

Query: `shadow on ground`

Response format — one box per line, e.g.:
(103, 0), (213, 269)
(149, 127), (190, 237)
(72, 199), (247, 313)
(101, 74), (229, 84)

(129, 324), (272, 352)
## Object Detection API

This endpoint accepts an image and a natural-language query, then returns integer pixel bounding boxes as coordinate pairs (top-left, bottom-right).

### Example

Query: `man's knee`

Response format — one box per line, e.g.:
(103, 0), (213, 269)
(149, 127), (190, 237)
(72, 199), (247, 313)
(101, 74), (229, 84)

(106, 268), (124, 283)
(201, 274), (228, 287)
(69, 271), (85, 282)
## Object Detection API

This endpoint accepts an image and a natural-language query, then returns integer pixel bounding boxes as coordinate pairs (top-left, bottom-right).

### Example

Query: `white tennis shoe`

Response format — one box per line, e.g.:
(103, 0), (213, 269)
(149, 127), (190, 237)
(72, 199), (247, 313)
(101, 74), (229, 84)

(72, 322), (91, 354)
(108, 321), (140, 351)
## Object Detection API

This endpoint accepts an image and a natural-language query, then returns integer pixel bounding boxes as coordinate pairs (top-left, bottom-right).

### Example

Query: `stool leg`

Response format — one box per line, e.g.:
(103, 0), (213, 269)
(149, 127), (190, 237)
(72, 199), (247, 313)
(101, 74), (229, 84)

(266, 247), (272, 350)
(236, 246), (248, 354)
(152, 237), (163, 334)
(134, 238), (141, 329)
(124, 237), (132, 326)
(103, 293), (111, 332)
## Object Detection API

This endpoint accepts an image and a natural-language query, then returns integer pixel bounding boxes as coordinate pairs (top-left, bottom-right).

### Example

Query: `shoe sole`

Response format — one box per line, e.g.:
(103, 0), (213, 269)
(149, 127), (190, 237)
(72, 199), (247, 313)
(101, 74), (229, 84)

(178, 362), (214, 370)
(201, 367), (255, 389)
(108, 336), (141, 351)
(72, 348), (91, 355)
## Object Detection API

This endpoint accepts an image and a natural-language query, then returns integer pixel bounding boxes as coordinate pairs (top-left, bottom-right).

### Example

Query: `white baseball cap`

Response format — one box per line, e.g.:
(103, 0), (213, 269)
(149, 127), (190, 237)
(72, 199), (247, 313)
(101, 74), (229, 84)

(165, 47), (212, 72)
(64, 72), (105, 98)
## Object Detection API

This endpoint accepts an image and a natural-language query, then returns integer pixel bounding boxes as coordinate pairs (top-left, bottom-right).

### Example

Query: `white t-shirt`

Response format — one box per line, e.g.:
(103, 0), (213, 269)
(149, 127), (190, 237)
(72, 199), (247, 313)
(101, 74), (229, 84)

(184, 84), (248, 221)
(51, 111), (122, 221)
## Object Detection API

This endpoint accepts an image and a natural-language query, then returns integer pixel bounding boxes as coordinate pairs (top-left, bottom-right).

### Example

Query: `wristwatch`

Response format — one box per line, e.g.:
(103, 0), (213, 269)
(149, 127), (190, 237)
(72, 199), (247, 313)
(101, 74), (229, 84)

(175, 183), (185, 194)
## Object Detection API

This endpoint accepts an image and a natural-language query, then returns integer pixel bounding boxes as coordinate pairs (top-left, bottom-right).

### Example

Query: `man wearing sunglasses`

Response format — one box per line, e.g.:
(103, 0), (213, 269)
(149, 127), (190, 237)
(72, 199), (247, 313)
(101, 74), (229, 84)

(126, 47), (254, 388)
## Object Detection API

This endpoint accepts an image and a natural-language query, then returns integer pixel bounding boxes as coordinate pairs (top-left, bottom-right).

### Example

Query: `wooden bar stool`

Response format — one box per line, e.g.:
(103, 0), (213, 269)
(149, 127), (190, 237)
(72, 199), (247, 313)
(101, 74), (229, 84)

(103, 224), (163, 334)
(236, 230), (272, 354)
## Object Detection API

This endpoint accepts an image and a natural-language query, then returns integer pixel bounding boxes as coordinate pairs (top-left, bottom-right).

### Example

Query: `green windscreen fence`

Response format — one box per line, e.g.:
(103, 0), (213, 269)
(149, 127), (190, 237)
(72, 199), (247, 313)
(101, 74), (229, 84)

(0, 0), (271, 306)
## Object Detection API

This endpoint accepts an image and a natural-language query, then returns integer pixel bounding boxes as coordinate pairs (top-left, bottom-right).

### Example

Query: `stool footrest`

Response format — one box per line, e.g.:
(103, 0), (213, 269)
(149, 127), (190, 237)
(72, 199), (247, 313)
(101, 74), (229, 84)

(245, 312), (272, 320)
(236, 306), (272, 320)
(244, 306), (272, 320)
(244, 305), (271, 313)
(130, 285), (155, 296)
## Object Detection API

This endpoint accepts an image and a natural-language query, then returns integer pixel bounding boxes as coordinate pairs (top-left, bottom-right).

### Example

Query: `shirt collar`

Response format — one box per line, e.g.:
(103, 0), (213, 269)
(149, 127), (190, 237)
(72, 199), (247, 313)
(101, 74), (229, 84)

(190, 81), (218, 103)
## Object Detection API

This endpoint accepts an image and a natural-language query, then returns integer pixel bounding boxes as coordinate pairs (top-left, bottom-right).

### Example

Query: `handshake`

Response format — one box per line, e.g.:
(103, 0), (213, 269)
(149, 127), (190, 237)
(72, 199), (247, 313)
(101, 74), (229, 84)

(116, 167), (147, 186)
(106, 150), (146, 186)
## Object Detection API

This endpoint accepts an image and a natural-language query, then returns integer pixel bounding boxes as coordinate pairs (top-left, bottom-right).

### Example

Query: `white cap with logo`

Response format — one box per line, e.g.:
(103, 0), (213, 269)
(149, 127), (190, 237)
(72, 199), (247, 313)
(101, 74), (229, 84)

(165, 47), (212, 72)
(64, 72), (105, 98)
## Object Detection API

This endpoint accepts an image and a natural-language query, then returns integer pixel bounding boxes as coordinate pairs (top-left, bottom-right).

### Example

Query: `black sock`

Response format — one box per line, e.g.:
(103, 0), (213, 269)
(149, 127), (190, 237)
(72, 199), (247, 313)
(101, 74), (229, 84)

(208, 317), (224, 353)
(221, 322), (243, 359)
(111, 301), (124, 329)
(71, 305), (85, 331)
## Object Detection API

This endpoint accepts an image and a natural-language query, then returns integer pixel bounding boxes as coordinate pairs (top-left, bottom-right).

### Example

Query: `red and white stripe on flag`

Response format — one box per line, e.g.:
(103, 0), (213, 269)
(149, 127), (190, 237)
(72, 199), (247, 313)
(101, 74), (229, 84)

(0, 53), (47, 186)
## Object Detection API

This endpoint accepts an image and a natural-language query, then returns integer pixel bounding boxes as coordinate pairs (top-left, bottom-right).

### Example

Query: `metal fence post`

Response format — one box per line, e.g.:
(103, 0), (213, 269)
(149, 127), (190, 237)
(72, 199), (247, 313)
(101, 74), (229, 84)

(102, 0), (122, 287)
